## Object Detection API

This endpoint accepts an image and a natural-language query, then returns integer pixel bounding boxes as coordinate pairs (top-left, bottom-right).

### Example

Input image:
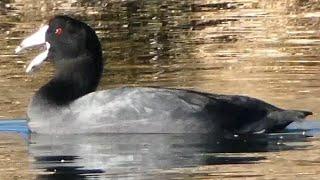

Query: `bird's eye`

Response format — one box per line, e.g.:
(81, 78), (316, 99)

(55, 27), (63, 36)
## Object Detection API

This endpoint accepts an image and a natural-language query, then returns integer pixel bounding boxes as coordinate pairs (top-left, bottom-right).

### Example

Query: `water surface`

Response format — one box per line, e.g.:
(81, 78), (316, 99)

(1, 0), (320, 179)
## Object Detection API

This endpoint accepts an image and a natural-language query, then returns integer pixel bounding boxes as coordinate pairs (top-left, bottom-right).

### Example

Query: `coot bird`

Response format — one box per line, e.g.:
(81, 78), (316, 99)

(15, 15), (312, 134)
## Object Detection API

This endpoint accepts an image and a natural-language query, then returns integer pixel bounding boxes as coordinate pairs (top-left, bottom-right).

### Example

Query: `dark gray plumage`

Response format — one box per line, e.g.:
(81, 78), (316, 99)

(17, 16), (311, 134)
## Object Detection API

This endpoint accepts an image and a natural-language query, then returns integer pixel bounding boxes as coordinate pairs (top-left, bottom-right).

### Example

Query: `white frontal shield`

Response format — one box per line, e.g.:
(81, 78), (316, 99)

(15, 25), (50, 73)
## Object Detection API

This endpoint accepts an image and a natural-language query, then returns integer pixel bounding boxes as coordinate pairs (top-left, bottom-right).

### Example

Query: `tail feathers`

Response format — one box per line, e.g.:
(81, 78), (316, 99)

(268, 110), (312, 122)
(291, 110), (313, 118)
(282, 110), (312, 121)
(238, 110), (313, 134)
(265, 109), (313, 132)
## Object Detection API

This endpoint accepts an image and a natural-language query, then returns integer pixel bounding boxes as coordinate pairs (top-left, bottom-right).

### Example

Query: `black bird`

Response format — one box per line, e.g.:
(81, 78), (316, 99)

(15, 15), (312, 134)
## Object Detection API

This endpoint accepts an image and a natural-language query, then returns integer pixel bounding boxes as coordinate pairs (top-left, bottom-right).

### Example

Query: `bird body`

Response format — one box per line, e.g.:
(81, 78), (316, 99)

(16, 16), (312, 134)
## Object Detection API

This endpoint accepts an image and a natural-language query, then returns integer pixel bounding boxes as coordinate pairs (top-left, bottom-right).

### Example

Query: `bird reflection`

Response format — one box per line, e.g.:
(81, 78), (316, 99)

(29, 131), (310, 179)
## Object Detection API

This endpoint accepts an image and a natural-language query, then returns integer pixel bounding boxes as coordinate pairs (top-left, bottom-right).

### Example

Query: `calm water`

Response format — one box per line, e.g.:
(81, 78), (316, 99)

(1, 0), (320, 179)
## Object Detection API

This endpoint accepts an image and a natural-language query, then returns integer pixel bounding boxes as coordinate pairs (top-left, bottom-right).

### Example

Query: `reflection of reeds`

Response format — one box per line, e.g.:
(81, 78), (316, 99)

(188, 1), (320, 104)
(1, 0), (320, 118)
(0, 133), (34, 179)
(1, 1), (320, 178)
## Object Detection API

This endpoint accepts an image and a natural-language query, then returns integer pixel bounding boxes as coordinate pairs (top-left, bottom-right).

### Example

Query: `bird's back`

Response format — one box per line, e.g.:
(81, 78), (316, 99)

(28, 87), (310, 134)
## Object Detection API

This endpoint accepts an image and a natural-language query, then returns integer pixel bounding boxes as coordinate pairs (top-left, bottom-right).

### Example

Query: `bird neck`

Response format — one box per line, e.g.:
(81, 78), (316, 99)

(37, 55), (103, 105)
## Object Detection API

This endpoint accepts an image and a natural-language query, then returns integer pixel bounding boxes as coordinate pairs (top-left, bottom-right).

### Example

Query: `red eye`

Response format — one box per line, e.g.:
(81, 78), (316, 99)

(55, 27), (63, 36)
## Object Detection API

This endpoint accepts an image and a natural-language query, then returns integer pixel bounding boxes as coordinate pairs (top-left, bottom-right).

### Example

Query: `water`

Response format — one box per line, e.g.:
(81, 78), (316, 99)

(1, 0), (320, 179)
(27, 132), (317, 179)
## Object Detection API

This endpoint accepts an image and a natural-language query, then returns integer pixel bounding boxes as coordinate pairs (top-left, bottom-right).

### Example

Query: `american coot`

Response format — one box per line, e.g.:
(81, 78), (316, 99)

(15, 15), (312, 134)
